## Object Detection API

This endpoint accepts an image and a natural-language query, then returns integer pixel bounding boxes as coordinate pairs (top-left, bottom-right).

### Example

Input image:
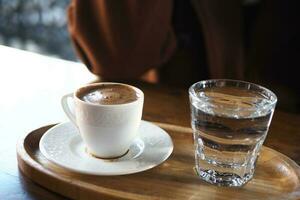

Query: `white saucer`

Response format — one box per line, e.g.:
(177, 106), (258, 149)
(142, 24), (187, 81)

(39, 120), (173, 175)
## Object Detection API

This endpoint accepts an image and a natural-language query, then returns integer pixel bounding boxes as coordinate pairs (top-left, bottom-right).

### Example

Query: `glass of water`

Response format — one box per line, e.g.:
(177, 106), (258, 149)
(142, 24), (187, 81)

(189, 79), (277, 187)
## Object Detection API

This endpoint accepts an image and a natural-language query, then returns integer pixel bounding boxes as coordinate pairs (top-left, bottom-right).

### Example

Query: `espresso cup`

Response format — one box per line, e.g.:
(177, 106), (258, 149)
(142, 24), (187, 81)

(61, 82), (144, 158)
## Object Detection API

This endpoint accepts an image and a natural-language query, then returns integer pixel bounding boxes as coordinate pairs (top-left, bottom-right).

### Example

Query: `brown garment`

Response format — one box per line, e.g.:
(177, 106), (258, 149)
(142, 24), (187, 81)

(67, 0), (176, 80)
(67, 0), (245, 83)
(68, 0), (300, 112)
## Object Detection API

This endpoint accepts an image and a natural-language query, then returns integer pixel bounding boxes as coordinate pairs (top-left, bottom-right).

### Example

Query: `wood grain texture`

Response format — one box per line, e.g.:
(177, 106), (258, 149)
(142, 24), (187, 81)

(17, 123), (300, 200)
(2, 46), (300, 199)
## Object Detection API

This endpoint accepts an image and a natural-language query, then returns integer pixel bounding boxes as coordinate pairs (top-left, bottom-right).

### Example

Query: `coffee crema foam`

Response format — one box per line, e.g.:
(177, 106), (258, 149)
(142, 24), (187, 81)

(77, 84), (139, 105)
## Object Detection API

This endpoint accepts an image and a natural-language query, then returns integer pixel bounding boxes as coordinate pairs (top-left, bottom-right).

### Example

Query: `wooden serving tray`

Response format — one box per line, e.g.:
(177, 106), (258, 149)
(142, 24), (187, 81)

(17, 123), (300, 200)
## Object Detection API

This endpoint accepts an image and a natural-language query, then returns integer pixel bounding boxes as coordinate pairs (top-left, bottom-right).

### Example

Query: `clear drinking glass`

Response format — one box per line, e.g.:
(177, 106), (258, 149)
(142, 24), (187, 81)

(189, 79), (277, 187)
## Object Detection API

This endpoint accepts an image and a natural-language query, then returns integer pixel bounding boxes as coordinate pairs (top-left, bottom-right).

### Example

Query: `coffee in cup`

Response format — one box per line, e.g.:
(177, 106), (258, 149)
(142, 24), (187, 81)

(61, 82), (144, 159)
(77, 83), (139, 105)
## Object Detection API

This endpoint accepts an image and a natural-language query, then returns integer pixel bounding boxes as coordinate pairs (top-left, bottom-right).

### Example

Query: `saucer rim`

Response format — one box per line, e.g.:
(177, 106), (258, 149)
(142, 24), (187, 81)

(39, 120), (174, 176)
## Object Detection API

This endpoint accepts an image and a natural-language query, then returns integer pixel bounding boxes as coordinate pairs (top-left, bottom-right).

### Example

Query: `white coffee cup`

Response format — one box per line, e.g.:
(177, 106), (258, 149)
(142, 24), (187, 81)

(61, 82), (144, 158)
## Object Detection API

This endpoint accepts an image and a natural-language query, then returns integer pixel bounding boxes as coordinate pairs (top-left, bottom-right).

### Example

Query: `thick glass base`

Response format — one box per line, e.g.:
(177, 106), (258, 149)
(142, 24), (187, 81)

(195, 167), (254, 187)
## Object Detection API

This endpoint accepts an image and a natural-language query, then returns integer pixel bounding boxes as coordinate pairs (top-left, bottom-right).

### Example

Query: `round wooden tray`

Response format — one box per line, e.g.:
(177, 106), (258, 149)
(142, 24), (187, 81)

(17, 124), (300, 200)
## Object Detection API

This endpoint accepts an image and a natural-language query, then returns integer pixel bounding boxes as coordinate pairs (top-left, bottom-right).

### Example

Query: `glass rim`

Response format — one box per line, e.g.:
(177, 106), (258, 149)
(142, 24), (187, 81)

(189, 79), (277, 108)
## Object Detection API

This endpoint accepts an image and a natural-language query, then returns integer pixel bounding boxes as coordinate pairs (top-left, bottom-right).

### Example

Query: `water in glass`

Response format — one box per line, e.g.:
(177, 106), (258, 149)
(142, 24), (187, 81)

(190, 81), (276, 187)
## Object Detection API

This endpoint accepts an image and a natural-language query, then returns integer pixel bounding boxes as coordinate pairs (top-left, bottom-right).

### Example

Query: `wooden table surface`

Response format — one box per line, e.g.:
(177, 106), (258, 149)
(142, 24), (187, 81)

(0, 45), (300, 199)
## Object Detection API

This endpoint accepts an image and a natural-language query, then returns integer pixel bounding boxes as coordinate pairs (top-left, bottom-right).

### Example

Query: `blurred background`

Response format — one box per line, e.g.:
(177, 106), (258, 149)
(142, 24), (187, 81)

(0, 0), (76, 61)
(0, 0), (299, 113)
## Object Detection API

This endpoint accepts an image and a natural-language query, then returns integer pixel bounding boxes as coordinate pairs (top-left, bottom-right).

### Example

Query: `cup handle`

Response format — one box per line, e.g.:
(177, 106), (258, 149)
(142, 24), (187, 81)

(61, 93), (76, 125)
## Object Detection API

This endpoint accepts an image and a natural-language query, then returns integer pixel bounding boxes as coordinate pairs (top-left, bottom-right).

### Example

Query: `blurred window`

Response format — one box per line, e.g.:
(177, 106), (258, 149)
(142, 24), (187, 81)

(0, 0), (76, 61)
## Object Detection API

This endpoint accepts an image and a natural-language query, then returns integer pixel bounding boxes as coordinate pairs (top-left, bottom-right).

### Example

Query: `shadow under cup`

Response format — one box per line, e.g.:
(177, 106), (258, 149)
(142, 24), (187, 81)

(189, 79), (277, 187)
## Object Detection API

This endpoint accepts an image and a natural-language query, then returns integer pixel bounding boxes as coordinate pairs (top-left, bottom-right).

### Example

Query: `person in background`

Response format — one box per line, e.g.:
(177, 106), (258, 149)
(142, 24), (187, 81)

(67, 0), (299, 112)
